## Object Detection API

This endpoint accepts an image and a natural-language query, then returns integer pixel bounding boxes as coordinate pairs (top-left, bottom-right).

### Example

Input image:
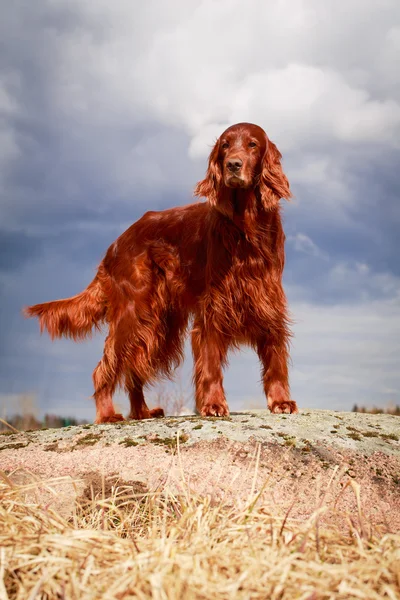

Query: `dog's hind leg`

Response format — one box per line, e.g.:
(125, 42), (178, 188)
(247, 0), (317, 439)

(92, 333), (125, 424)
(92, 244), (186, 423)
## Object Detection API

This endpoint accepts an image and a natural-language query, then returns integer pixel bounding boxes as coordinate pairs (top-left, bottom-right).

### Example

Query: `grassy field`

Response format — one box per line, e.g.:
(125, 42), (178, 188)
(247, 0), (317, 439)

(1, 466), (399, 600)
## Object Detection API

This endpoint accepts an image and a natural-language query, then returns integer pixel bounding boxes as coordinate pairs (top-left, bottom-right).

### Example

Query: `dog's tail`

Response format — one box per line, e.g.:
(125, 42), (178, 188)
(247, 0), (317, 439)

(23, 273), (107, 340)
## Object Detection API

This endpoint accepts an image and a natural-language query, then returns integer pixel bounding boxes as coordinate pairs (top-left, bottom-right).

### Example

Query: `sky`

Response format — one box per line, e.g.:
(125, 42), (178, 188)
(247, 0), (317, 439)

(1, 0), (399, 420)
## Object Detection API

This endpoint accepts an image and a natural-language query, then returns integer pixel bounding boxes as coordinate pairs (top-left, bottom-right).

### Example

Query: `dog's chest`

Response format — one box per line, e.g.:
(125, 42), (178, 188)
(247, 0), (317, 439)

(205, 248), (277, 333)
(223, 252), (269, 303)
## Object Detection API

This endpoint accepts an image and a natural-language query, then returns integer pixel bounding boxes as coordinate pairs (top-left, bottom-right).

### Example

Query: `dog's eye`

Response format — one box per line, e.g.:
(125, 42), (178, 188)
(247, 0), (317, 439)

(249, 141), (257, 148)
(221, 142), (229, 149)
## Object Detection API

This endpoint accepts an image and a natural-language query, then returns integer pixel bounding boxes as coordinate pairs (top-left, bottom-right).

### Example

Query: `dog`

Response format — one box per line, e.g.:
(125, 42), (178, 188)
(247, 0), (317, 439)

(25, 123), (298, 422)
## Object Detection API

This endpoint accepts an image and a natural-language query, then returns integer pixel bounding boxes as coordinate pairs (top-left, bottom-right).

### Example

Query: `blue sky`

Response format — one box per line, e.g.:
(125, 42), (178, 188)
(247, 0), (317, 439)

(1, 0), (399, 420)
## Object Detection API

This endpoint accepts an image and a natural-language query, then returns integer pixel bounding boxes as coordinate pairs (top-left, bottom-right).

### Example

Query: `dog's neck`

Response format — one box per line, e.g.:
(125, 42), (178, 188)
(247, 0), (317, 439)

(232, 188), (256, 217)
(215, 187), (266, 239)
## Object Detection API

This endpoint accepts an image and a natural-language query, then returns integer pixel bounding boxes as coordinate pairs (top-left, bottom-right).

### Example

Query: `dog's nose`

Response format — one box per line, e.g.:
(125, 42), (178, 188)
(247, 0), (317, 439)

(226, 158), (243, 173)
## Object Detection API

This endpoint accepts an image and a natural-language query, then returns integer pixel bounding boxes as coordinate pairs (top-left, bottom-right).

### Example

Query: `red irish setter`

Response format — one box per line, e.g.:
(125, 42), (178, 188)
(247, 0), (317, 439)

(25, 123), (298, 423)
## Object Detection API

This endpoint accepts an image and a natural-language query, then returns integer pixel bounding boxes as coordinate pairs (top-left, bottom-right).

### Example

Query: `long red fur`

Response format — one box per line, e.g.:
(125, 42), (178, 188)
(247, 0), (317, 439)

(24, 123), (298, 423)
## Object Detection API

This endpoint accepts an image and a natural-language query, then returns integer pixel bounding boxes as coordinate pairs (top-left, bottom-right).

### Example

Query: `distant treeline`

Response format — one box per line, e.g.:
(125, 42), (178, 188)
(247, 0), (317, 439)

(0, 413), (87, 432)
(352, 404), (400, 416)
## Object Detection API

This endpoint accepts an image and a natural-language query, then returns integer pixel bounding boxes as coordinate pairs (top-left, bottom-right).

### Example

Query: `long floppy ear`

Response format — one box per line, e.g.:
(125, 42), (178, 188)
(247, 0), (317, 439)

(193, 139), (222, 207)
(259, 139), (292, 210)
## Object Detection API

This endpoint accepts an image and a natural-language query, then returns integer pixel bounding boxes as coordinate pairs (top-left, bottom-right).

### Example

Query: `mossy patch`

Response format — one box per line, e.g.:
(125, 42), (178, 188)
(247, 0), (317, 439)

(347, 432), (362, 441)
(380, 433), (399, 441)
(165, 419), (180, 428)
(74, 433), (103, 448)
(119, 438), (139, 447)
(151, 433), (189, 449)
(192, 424), (203, 430)
(284, 437), (296, 447)
(275, 432), (297, 446)
(0, 442), (30, 451)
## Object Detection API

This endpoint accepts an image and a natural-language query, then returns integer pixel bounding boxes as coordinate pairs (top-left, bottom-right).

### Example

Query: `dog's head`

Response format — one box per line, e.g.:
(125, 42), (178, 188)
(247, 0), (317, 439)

(194, 122), (291, 213)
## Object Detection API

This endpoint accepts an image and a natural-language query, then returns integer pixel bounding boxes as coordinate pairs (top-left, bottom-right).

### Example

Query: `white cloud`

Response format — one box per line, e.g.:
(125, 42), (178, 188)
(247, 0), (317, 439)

(190, 65), (400, 158)
(286, 259), (400, 305)
(1, 0), (399, 214)
(327, 262), (400, 301)
(289, 295), (400, 410)
(25, 0), (400, 159)
(288, 233), (327, 259)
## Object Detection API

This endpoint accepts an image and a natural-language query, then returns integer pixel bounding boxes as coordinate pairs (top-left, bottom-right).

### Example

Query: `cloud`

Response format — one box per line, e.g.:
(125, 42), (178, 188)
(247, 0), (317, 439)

(0, 0), (399, 417)
(0, 1), (398, 237)
(189, 65), (400, 159)
(290, 295), (400, 411)
(3, 0), (400, 195)
(287, 233), (327, 259)
(286, 254), (400, 305)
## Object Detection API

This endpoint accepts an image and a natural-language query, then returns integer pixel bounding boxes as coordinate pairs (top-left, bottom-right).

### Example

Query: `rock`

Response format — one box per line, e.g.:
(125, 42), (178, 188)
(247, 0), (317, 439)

(1, 409), (399, 531)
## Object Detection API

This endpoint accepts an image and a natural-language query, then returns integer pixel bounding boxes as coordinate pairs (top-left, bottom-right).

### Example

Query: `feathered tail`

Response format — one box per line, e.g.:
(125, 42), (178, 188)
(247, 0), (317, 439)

(23, 274), (107, 340)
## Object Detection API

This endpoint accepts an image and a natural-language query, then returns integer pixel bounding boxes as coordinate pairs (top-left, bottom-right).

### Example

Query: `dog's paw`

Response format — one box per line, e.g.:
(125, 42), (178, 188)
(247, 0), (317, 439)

(269, 400), (298, 414)
(95, 413), (125, 424)
(200, 400), (230, 417)
(149, 407), (165, 418)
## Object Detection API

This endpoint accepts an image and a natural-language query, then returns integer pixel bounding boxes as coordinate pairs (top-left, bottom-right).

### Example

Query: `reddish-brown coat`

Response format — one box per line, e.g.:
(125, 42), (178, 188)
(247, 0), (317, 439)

(25, 123), (298, 422)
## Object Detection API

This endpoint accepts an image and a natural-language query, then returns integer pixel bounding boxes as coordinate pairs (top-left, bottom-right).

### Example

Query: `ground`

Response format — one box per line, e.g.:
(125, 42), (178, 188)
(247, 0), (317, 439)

(1, 409), (399, 533)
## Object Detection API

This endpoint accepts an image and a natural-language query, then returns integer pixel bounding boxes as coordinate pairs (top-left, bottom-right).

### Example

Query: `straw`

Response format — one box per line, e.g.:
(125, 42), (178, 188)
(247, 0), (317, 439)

(0, 463), (399, 599)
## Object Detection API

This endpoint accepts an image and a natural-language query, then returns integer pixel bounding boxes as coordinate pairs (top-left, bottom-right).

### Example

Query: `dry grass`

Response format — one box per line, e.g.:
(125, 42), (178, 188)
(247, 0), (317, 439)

(0, 459), (399, 600)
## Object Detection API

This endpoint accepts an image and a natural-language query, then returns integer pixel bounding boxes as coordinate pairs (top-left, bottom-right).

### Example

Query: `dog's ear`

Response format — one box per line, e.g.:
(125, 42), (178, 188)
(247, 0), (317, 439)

(193, 139), (222, 207)
(259, 139), (291, 210)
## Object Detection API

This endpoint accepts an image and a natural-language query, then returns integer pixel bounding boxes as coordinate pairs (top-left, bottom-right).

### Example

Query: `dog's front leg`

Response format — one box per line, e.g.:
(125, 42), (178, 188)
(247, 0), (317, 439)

(191, 319), (230, 417)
